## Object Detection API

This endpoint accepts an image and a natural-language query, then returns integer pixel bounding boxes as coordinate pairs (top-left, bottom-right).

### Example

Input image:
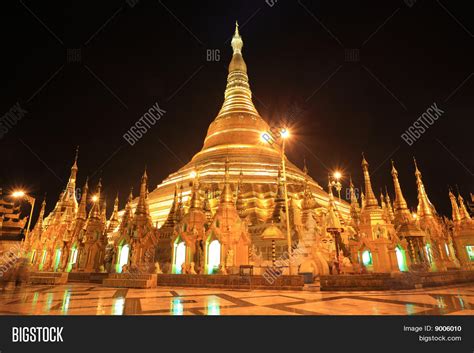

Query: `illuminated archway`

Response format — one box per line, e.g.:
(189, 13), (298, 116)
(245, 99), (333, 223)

(117, 244), (130, 273)
(207, 240), (221, 274)
(361, 250), (372, 267)
(53, 248), (62, 272)
(174, 242), (186, 274)
(395, 246), (408, 272)
(67, 246), (78, 272)
(38, 250), (47, 270)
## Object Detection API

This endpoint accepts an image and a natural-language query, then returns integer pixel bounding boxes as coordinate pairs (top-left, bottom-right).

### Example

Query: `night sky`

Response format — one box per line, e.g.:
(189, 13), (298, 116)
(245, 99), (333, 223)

(1, 0), (473, 222)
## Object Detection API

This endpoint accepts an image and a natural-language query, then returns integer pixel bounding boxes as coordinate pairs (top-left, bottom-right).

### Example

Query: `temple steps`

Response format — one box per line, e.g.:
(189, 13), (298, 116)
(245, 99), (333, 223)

(28, 272), (68, 285)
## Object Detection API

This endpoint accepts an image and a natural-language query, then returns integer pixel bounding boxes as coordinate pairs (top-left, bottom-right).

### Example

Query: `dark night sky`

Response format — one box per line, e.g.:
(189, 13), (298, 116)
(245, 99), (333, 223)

(1, 0), (473, 222)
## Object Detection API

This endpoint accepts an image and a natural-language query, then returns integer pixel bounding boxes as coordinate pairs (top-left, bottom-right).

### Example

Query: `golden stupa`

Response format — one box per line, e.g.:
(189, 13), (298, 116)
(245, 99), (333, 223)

(146, 23), (350, 227)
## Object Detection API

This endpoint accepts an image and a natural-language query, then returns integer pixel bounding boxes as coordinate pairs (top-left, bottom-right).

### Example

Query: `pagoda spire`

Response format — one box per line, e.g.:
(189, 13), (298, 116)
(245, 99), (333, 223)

(220, 158), (234, 204)
(163, 184), (179, 228)
(101, 199), (107, 224)
(449, 189), (461, 223)
(414, 158), (435, 218)
(361, 153), (379, 208)
(135, 168), (149, 216)
(77, 178), (89, 220)
(215, 22), (259, 121)
(108, 193), (120, 231)
(61, 146), (80, 206)
(390, 160), (411, 223)
(380, 189), (391, 222)
(189, 172), (202, 210)
(32, 197), (47, 235)
(458, 193), (472, 222)
(90, 179), (102, 219)
(385, 187), (395, 222)
(118, 188), (133, 233)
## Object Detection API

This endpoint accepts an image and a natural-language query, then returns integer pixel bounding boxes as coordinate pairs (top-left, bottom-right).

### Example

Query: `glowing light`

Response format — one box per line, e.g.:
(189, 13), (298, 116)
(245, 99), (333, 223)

(91, 195), (98, 202)
(174, 242), (186, 274)
(190, 170), (197, 179)
(412, 213), (418, 220)
(208, 240), (221, 274)
(333, 171), (342, 180)
(118, 245), (129, 273)
(280, 128), (290, 139)
(395, 247), (408, 272)
(362, 250), (372, 266)
(12, 190), (25, 198)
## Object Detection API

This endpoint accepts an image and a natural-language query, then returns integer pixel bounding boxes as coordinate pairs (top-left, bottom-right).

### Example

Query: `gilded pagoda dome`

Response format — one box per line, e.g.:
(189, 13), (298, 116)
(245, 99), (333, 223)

(146, 23), (350, 226)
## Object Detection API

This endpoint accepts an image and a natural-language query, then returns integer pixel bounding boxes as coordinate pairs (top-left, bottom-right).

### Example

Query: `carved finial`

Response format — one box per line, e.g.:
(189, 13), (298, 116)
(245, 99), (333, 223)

(231, 21), (243, 55)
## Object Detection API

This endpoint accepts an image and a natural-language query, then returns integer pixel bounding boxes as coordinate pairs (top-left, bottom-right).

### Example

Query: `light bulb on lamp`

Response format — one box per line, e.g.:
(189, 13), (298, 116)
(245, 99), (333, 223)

(12, 190), (26, 198)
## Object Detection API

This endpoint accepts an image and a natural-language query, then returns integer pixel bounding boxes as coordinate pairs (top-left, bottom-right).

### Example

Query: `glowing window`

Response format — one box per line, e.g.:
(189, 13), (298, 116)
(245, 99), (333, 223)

(208, 240), (221, 274)
(467, 246), (474, 261)
(362, 250), (372, 266)
(175, 242), (186, 274)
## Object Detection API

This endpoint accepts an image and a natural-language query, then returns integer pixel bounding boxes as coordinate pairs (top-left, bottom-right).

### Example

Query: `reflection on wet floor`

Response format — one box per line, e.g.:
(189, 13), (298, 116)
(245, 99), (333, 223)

(0, 283), (473, 316)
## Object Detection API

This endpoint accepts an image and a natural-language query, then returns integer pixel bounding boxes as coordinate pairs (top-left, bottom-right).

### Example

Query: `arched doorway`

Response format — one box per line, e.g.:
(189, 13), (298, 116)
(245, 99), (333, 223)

(67, 246), (78, 272)
(361, 249), (373, 271)
(395, 246), (408, 272)
(38, 250), (47, 271)
(174, 242), (186, 274)
(53, 248), (62, 272)
(117, 244), (130, 273)
(207, 240), (221, 274)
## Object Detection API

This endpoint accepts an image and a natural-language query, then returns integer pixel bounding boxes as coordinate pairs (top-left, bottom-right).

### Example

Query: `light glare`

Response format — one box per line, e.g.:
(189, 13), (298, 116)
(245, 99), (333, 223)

(12, 190), (25, 198)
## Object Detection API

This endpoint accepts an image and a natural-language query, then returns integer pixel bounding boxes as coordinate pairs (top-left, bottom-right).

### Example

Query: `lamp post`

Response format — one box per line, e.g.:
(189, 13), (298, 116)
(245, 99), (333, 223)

(279, 128), (293, 275)
(12, 190), (36, 241)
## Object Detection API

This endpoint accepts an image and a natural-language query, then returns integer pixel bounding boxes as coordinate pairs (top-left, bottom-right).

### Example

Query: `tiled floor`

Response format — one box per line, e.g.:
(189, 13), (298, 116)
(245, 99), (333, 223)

(0, 283), (472, 315)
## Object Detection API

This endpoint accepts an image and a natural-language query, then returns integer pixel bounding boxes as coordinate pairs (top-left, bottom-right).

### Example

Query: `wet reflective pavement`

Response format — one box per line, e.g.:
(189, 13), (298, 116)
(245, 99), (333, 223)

(0, 283), (473, 315)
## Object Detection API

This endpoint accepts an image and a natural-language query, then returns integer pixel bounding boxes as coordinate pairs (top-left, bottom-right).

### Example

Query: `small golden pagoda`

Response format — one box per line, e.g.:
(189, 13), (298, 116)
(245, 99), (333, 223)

(449, 190), (474, 269)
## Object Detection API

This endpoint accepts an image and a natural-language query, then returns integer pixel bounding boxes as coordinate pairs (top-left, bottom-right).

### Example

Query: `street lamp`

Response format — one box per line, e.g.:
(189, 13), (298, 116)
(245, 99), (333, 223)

(11, 190), (36, 241)
(329, 171), (343, 201)
(279, 128), (293, 275)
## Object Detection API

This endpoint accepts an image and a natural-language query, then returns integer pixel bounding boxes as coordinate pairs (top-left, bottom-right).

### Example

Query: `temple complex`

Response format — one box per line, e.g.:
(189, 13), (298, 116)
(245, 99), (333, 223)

(17, 23), (472, 285)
